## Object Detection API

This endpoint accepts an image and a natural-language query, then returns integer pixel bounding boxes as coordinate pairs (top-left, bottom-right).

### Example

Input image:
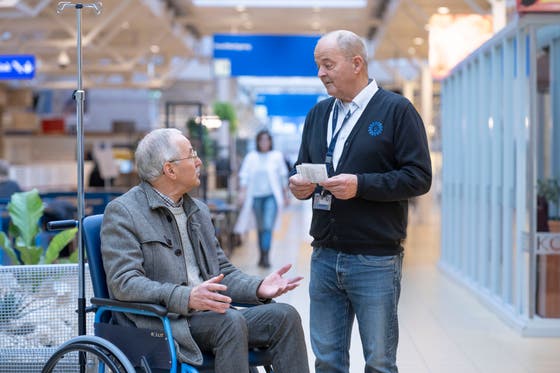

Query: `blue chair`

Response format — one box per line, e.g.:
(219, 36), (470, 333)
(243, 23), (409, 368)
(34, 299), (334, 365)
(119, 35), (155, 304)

(82, 214), (274, 373)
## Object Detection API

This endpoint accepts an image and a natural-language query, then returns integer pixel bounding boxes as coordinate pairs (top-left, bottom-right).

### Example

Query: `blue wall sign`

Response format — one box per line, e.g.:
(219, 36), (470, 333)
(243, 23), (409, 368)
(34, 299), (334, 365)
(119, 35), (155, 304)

(256, 94), (327, 117)
(213, 34), (320, 77)
(0, 55), (35, 80)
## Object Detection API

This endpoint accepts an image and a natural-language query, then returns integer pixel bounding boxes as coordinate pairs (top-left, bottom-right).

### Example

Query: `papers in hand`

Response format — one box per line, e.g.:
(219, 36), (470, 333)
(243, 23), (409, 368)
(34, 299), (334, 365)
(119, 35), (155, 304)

(296, 163), (328, 183)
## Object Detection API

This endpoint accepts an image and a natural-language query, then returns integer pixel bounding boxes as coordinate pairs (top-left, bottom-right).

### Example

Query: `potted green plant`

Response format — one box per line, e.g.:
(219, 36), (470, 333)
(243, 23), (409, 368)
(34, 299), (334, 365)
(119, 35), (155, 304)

(213, 101), (238, 134)
(0, 189), (77, 265)
(537, 178), (560, 232)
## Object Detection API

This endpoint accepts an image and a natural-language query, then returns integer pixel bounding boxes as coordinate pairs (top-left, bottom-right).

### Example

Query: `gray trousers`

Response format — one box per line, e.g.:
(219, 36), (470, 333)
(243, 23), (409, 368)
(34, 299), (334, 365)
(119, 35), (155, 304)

(189, 302), (309, 373)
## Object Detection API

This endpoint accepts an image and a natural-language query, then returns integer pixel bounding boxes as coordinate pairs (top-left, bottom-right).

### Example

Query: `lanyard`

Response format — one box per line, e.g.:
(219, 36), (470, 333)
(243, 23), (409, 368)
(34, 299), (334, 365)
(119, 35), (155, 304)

(325, 103), (354, 176)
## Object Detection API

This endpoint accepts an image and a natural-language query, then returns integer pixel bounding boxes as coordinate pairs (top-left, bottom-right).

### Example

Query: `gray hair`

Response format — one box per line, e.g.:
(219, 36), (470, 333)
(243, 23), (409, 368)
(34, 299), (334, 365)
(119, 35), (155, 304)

(135, 128), (183, 182)
(322, 30), (367, 61)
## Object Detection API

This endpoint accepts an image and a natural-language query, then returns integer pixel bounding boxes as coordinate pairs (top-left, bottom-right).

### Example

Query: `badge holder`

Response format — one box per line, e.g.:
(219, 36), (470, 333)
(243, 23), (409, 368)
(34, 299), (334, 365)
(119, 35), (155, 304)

(313, 189), (332, 210)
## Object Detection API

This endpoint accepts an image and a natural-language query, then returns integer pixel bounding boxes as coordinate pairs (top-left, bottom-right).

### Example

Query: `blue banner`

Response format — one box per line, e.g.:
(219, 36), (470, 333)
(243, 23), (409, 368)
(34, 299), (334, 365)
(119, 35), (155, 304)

(213, 34), (319, 77)
(0, 55), (35, 80)
(256, 94), (327, 117)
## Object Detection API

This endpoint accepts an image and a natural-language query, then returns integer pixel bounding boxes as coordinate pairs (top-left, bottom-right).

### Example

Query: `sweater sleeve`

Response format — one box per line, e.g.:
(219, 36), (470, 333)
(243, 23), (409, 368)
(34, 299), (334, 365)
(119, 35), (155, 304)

(356, 101), (432, 202)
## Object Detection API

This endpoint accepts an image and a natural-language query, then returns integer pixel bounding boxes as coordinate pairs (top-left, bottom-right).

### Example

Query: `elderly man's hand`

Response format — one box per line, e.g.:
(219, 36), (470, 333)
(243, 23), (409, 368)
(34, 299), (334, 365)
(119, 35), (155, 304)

(188, 274), (231, 313)
(319, 173), (358, 200)
(289, 174), (315, 200)
(257, 264), (303, 299)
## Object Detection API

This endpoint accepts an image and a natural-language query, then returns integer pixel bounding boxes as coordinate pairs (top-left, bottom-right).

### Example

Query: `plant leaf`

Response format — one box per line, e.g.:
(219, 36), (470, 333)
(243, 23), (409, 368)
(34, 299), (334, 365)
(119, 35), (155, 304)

(68, 248), (80, 263)
(17, 244), (43, 265)
(7, 190), (43, 247)
(43, 228), (77, 264)
(0, 232), (21, 265)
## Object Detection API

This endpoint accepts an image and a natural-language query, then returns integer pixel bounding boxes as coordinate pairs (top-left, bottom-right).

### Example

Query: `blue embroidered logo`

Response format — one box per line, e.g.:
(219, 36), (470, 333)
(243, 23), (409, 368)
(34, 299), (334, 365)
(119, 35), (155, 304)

(368, 121), (383, 137)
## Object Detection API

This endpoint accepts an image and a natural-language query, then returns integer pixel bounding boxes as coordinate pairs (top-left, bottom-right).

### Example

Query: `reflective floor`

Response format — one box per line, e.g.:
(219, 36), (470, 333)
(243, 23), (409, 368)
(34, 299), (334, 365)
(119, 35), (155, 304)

(229, 191), (560, 373)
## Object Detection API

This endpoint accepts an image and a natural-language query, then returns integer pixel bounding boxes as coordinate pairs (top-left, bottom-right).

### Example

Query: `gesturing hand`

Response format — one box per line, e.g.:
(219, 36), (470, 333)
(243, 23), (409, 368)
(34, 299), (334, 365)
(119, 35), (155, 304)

(257, 264), (304, 299)
(188, 274), (232, 313)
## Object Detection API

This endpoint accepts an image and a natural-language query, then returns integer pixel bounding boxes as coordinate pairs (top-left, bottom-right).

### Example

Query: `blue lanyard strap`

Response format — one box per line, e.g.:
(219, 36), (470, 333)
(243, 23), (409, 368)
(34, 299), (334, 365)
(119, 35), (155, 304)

(325, 103), (354, 176)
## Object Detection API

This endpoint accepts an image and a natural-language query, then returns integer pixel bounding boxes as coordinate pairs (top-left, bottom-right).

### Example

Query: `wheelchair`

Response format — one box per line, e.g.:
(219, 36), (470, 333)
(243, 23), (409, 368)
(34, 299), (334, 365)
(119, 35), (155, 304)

(42, 214), (273, 373)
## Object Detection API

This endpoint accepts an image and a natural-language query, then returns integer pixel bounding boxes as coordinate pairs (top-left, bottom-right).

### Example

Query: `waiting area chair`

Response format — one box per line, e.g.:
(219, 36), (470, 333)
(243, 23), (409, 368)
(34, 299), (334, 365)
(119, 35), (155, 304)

(79, 213), (274, 373)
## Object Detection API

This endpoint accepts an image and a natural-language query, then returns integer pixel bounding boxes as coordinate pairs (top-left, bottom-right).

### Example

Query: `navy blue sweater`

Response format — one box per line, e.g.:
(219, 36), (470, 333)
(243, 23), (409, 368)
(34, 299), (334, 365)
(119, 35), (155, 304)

(295, 88), (432, 255)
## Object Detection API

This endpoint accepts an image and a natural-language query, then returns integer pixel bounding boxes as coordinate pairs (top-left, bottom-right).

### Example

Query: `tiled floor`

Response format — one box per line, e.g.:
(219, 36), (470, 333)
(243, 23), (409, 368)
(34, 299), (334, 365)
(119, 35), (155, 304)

(229, 192), (560, 373)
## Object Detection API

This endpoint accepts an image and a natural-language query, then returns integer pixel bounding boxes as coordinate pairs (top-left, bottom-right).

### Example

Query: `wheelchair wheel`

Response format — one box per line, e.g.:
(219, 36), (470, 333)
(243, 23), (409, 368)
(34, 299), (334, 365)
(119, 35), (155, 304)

(41, 335), (136, 373)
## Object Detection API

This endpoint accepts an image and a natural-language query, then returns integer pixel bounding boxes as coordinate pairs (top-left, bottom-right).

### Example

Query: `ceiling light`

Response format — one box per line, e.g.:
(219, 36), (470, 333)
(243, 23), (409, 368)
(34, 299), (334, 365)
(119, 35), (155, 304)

(193, 0), (366, 8)
(437, 7), (450, 14)
(200, 115), (222, 129)
(0, 0), (18, 8)
(235, 5), (246, 12)
(150, 45), (160, 54)
(413, 37), (424, 46)
(57, 51), (70, 68)
(408, 47), (416, 55)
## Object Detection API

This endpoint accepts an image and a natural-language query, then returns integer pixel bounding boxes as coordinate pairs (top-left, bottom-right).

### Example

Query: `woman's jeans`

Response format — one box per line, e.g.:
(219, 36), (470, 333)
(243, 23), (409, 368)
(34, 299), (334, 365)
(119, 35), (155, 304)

(252, 195), (277, 252)
(309, 247), (403, 373)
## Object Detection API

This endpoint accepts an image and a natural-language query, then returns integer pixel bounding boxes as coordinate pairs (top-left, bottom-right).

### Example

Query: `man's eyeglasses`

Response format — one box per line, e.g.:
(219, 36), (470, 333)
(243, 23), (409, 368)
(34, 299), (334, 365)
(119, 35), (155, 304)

(169, 149), (198, 163)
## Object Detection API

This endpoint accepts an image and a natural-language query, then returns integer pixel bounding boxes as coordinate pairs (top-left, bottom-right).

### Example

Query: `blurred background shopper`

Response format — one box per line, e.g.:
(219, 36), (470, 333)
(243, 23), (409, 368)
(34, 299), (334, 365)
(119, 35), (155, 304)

(235, 130), (289, 268)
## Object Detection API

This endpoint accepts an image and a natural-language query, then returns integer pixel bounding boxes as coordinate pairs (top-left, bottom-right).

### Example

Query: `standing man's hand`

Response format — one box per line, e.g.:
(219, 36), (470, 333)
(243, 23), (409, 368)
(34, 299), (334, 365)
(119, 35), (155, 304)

(188, 274), (232, 313)
(257, 264), (303, 299)
(289, 174), (315, 200)
(320, 174), (358, 200)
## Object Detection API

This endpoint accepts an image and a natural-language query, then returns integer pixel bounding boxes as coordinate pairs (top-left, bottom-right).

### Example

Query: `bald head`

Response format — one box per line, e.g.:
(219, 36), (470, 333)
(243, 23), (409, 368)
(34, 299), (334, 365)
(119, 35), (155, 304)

(319, 30), (368, 63)
(314, 30), (370, 102)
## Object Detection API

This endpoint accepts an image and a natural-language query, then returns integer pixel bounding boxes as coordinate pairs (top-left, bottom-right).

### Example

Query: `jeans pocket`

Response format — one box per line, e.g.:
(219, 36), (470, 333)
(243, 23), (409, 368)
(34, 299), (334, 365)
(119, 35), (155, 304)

(311, 247), (323, 260)
(356, 254), (397, 267)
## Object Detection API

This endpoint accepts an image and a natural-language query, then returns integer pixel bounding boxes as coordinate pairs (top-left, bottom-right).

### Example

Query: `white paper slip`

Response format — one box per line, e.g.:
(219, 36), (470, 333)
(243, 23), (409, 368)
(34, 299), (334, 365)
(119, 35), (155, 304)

(296, 163), (328, 183)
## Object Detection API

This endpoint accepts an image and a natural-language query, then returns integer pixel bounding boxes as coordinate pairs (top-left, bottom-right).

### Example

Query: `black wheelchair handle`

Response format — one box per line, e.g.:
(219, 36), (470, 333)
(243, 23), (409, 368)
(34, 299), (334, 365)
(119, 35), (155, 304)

(47, 219), (79, 231)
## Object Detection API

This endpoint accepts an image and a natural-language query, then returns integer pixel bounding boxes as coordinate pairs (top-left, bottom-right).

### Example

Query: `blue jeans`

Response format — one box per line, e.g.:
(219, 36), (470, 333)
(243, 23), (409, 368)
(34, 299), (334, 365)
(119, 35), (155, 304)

(309, 247), (403, 373)
(252, 195), (277, 252)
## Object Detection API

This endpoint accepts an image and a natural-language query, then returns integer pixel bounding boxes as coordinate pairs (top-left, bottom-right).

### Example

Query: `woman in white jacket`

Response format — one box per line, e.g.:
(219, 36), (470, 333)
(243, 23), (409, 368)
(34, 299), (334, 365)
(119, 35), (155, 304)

(234, 130), (289, 268)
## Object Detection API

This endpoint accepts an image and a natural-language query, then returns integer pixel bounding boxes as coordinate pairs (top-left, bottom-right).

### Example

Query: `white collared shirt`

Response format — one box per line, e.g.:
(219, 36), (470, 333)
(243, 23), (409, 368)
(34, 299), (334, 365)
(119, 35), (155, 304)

(327, 79), (379, 171)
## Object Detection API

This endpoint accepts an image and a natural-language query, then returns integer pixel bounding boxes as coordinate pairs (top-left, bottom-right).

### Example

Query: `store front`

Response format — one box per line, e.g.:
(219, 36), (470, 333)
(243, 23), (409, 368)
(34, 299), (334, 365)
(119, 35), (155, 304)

(440, 13), (560, 335)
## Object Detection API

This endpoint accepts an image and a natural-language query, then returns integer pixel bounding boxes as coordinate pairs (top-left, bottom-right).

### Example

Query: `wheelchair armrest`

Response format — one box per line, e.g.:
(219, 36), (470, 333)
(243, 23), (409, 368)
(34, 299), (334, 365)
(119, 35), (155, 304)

(91, 297), (169, 317)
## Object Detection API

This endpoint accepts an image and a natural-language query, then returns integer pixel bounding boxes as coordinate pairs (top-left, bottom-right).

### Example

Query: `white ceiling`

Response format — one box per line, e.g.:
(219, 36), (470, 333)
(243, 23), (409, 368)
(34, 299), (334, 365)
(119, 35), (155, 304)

(0, 0), (492, 91)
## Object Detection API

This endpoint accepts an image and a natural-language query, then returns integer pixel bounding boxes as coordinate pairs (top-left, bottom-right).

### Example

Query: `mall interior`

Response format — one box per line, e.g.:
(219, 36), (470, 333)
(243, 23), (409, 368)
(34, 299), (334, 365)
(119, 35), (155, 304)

(1, 0), (560, 372)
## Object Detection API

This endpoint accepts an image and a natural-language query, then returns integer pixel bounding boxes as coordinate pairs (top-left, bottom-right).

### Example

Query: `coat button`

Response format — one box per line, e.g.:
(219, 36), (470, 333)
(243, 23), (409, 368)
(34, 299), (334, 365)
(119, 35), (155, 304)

(174, 249), (182, 256)
(166, 215), (172, 222)
(164, 237), (172, 245)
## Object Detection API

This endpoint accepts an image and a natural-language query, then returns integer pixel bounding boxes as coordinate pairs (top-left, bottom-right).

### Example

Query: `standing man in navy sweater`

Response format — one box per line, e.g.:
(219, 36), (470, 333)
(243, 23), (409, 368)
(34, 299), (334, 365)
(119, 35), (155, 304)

(289, 30), (432, 373)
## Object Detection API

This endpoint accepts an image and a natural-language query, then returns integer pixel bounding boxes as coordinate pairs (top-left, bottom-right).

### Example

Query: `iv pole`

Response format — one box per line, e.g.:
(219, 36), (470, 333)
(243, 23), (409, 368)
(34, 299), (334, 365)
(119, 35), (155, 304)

(43, 5), (135, 372)
(56, 1), (102, 337)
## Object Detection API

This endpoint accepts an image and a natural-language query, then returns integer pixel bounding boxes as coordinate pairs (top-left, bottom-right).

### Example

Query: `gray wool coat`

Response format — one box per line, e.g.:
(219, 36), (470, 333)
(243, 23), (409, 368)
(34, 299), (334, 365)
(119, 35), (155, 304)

(100, 181), (264, 365)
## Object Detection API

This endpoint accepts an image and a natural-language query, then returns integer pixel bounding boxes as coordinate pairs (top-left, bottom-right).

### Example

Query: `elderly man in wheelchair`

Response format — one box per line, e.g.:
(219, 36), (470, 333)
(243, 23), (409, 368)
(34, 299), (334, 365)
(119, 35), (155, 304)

(99, 128), (309, 373)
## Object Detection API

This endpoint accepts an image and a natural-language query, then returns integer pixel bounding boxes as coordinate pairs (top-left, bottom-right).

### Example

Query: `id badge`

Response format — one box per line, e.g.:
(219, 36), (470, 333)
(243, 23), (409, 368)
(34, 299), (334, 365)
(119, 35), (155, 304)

(313, 192), (332, 211)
